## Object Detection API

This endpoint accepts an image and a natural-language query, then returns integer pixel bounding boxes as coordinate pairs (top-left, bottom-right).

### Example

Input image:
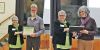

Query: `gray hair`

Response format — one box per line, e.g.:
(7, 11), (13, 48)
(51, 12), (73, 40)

(12, 15), (18, 20)
(77, 6), (90, 17)
(58, 10), (67, 17)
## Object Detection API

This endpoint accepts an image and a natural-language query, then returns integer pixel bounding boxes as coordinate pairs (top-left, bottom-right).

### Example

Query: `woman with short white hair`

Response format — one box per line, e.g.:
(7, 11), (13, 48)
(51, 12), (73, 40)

(52, 10), (73, 50)
(8, 16), (24, 50)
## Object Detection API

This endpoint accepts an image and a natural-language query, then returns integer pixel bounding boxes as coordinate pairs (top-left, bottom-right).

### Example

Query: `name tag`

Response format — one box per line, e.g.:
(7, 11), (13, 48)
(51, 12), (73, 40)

(60, 24), (64, 27)
(12, 28), (16, 31)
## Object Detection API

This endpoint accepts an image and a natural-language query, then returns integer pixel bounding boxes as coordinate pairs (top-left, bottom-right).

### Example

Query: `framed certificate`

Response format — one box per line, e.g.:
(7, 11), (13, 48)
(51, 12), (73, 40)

(23, 26), (34, 35)
(0, 2), (5, 13)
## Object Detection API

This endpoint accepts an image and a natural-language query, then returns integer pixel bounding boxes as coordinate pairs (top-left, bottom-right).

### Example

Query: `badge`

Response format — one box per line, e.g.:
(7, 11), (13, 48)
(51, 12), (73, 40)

(60, 24), (64, 27)
(12, 28), (16, 31)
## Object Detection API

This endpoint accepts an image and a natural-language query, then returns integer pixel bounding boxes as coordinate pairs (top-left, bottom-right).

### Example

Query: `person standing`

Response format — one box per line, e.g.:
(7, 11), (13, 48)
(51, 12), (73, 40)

(73, 6), (97, 50)
(26, 3), (45, 50)
(8, 16), (24, 50)
(52, 10), (73, 50)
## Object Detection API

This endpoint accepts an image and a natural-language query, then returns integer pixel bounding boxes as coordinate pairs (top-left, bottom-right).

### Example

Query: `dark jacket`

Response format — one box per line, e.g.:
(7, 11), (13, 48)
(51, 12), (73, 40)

(52, 20), (72, 45)
(77, 17), (97, 40)
(8, 25), (24, 45)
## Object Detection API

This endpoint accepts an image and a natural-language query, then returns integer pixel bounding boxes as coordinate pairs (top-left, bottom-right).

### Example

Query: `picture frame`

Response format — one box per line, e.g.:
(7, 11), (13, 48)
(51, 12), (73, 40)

(0, 2), (5, 13)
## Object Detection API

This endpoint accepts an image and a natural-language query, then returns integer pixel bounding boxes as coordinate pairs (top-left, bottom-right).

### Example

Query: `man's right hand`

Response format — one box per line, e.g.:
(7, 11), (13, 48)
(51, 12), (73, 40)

(30, 33), (37, 37)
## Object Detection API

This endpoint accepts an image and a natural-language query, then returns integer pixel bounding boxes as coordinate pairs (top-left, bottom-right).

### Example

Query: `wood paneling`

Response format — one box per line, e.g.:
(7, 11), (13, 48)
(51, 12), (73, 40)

(1, 34), (100, 50)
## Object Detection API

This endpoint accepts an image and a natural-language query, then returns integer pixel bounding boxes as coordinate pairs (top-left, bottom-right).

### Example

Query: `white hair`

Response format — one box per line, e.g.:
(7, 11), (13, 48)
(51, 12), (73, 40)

(58, 10), (66, 17)
(77, 6), (90, 17)
(12, 15), (18, 20)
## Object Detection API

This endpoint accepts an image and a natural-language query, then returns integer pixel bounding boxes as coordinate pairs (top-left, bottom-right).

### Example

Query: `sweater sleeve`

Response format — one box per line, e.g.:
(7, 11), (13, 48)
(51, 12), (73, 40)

(8, 25), (15, 36)
(88, 19), (97, 35)
(54, 22), (66, 36)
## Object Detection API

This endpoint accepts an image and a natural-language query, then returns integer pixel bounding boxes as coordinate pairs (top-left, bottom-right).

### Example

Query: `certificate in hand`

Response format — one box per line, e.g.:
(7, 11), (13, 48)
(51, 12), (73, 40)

(23, 26), (34, 35)
(69, 26), (84, 33)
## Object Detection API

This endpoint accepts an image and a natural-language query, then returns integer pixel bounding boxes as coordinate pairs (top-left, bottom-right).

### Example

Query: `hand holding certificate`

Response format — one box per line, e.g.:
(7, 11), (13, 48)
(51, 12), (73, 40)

(30, 33), (37, 37)
(23, 26), (34, 35)
(64, 28), (69, 32)
(80, 30), (89, 34)
(14, 32), (22, 35)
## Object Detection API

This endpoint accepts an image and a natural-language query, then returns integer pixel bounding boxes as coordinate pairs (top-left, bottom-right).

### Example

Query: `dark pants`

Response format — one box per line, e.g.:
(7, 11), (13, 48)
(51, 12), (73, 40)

(9, 48), (21, 50)
(26, 36), (40, 50)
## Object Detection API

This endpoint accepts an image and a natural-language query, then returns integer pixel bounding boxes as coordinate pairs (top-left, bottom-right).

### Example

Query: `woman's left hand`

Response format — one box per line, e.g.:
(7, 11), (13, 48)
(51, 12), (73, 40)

(80, 30), (89, 34)
(64, 28), (69, 32)
(14, 32), (22, 35)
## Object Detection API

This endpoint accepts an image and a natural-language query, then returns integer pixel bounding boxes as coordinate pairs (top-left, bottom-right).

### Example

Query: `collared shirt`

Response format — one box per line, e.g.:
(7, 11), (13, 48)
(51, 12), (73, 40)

(27, 16), (45, 36)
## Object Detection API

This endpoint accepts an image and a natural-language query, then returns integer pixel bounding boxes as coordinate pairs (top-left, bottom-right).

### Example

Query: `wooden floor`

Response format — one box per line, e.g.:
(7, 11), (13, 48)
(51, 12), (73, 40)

(0, 34), (100, 50)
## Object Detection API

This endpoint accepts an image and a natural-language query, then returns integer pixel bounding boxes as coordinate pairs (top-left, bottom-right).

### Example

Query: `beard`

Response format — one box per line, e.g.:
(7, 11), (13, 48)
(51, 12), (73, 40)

(31, 12), (36, 17)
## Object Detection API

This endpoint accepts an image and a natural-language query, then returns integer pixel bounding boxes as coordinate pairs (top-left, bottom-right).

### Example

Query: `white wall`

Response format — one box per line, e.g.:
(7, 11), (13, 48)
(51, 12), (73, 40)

(43, 0), (50, 24)
(0, 0), (16, 22)
(87, 0), (100, 8)
(89, 8), (100, 27)
(87, 0), (100, 27)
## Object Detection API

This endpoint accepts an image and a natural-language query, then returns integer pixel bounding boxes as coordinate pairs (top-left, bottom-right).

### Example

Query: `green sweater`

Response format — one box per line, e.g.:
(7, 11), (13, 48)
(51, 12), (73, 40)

(9, 35), (23, 48)
(57, 34), (71, 49)
(57, 21), (71, 49)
